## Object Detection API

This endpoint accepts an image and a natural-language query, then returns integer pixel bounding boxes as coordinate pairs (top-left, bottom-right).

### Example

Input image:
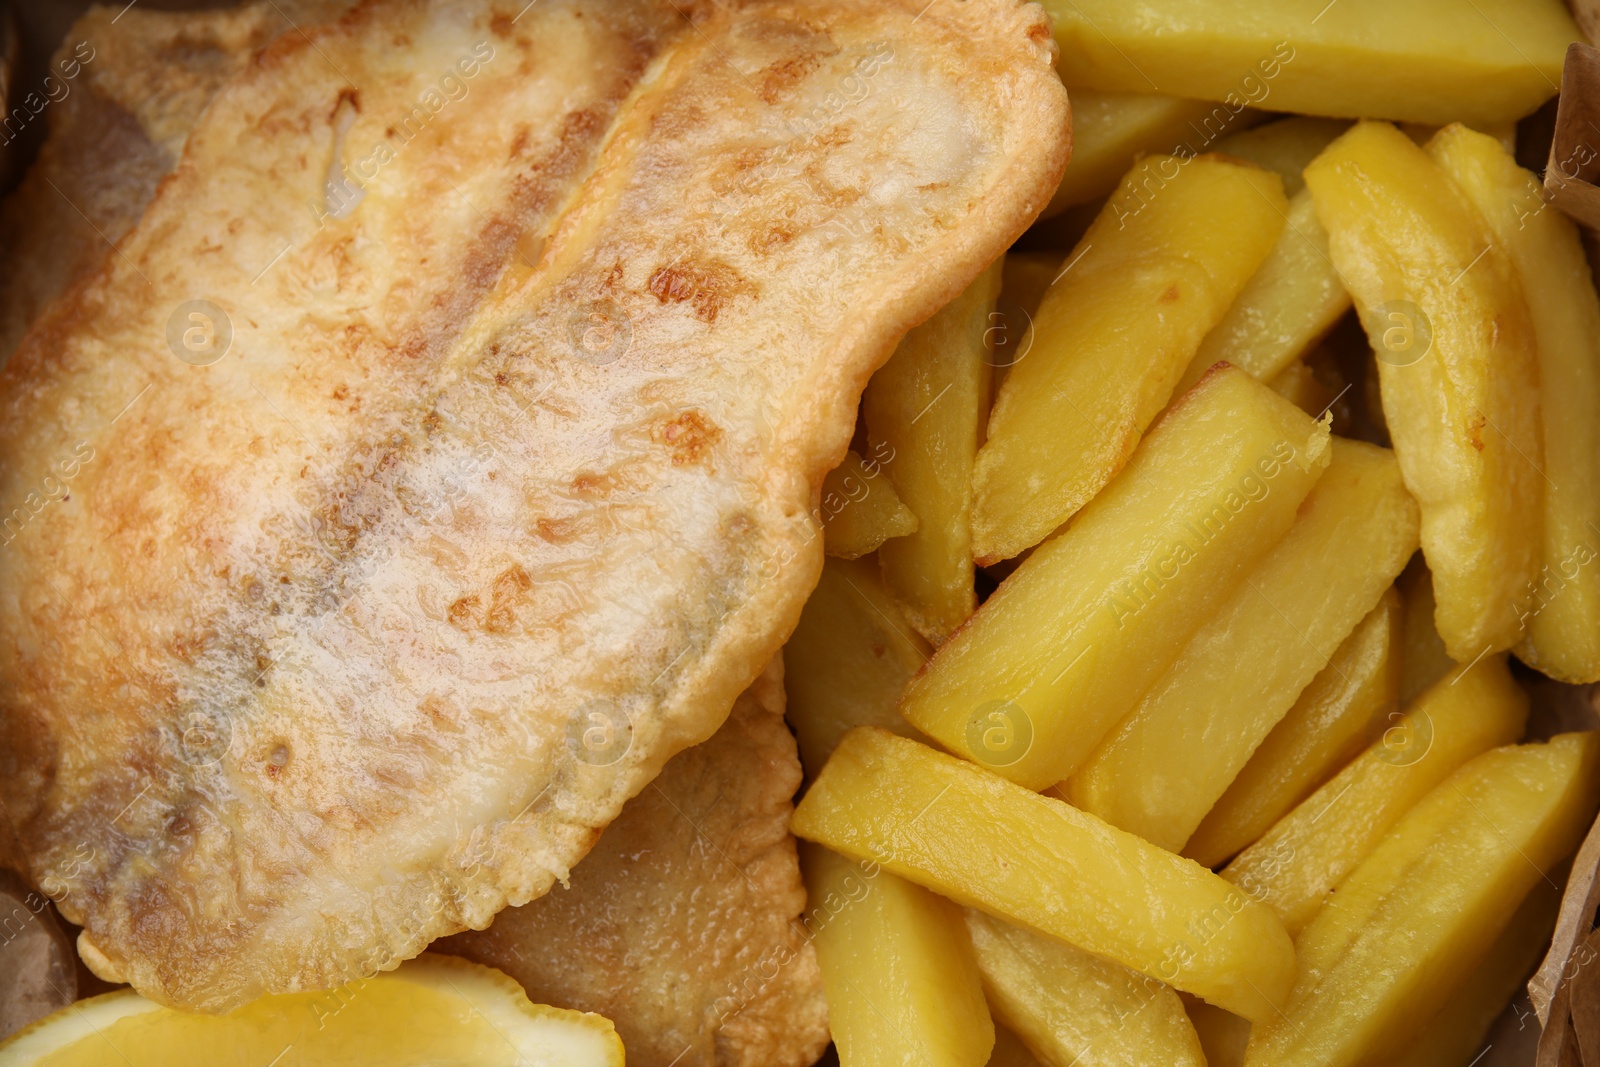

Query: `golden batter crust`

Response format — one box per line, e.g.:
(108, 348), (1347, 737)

(0, 0), (1068, 1011)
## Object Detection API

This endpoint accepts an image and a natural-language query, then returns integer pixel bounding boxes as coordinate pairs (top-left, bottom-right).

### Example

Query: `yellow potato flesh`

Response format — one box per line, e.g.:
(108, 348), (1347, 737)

(1242, 733), (1600, 1067)
(792, 728), (1297, 1022)
(1065, 438), (1418, 852)
(909, 366), (1329, 789)
(999, 253), (1061, 320)
(782, 555), (930, 778)
(1186, 997), (1251, 1067)
(1186, 588), (1401, 869)
(1178, 191), (1350, 390)
(972, 157), (1288, 563)
(801, 843), (995, 1067)
(1223, 656), (1528, 934)
(986, 1024), (1047, 1067)
(1038, 0), (1574, 127)
(1044, 90), (1224, 214)
(1264, 360), (1335, 417)
(1305, 120), (1543, 661)
(964, 909), (1205, 1067)
(992, 253), (1062, 389)
(822, 448), (917, 559)
(1398, 557), (1456, 704)
(1391, 877), (1562, 1067)
(1213, 118), (1352, 198)
(866, 263), (1000, 644)
(1427, 124), (1600, 684)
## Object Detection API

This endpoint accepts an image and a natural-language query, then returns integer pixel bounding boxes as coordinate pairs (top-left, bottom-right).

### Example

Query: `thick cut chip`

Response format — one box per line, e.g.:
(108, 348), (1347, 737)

(439, 660), (829, 1067)
(792, 729), (1297, 1022)
(1398, 558), (1455, 703)
(988, 1024), (1048, 1067)
(1038, 0), (1575, 127)
(1242, 734), (1600, 1067)
(1305, 120), (1543, 661)
(866, 263), (1000, 643)
(1065, 438), (1418, 852)
(1187, 998), (1250, 1067)
(991, 253), (1060, 386)
(783, 555), (930, 778)
(1212, 118), (1352, 197)
(1427, 124), (1600, 684)
(1223, 657), (1528, 933)
(1391, 877), (1561, 1067)
(821, 448), (918, 560)
(1186, 588), (1401, 869)
(0, 0), (1069, 1010)
(971, 156), (1287, 562)
(1178, 191), (1350, 390)
(1043, 90), (1221, 214)
(1178, 117), (1352, 391)
(906, 365), (1330, 791)
(965, 909), (1206, 1067)
(802, 843), (995, 1067)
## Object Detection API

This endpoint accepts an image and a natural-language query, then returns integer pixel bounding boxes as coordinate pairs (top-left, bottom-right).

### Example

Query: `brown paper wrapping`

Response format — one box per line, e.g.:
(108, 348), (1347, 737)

(1529, 20), (1600, 1065)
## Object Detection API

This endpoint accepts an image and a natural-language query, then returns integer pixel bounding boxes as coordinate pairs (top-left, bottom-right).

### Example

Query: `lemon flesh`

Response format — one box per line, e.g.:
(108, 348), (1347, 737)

(0, 954), (623, 1067)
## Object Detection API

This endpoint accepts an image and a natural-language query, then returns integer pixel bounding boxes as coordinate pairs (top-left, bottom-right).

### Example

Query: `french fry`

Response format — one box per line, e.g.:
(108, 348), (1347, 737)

(1428, 123), (1600, 683)
(906, 366), (1330, 790)
(1398, 557), (1455, 704)
(1390, 877), (1562, 1067)
(1264, 359), (1336, 417)
(1242, 733), (1600, 1067)
(1222, 656), (1528, 934)
(991, 253), (1061, 389)
(821, 448), (917, 559)
(1177, 191), (1350, 390)
(964, 909), (1206, 1067)
(792, 728), (1298, 1022)
(971, 157), (1288, 563)
(801, 843), (995, 1067)
(999, 253), (1062, 322)
(1186, 997), (1251, 1067)
(1044, 91), (1227, 214)
(1175, 119), (1353, 391)
(783, 555), (930, 778)
(1213, 118), (1352, 197)
(866, 264), (1000, 643)
(1038, 0), (1574, 127)
(1064, 439), (1418, 852)
(987, 1023), (1047, 1067)
(1185, 588), (1402, 869)
(1304, 120), (1544, 661)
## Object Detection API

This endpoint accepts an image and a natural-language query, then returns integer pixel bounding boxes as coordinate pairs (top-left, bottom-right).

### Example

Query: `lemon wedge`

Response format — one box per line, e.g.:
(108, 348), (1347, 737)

(0, 953), (623, 1066)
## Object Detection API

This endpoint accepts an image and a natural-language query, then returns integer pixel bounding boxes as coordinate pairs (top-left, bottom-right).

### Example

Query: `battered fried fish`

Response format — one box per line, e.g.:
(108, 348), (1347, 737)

(2, 9), (832, 1053)
(0, 0), (1068, 1012)
(441, 657), (829, 1067)
(0, 1), (351, 359)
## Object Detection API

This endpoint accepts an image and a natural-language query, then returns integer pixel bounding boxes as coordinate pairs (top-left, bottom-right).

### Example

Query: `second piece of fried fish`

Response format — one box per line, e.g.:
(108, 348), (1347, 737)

(0, 0), (1069, 1010)
(441, 657), (830, 1067)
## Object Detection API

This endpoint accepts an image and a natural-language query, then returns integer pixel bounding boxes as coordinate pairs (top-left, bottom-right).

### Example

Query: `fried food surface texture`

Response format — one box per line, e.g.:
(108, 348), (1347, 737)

(0, 0), (1068, 1011)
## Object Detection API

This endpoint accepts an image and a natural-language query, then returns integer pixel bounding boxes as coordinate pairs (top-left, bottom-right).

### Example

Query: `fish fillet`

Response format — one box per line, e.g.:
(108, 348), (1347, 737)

(0, 1), (351, 360)
(0, 0), (1068, 1012)
(441, 657), (829, 1067)
(3, 7), (832, 1053)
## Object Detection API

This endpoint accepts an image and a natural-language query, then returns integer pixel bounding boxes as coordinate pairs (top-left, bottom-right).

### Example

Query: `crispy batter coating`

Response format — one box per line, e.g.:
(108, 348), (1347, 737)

(0, 0), (1068, 1011)
(0, 1), (351, 359)
(441, 657), (830, 1067)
